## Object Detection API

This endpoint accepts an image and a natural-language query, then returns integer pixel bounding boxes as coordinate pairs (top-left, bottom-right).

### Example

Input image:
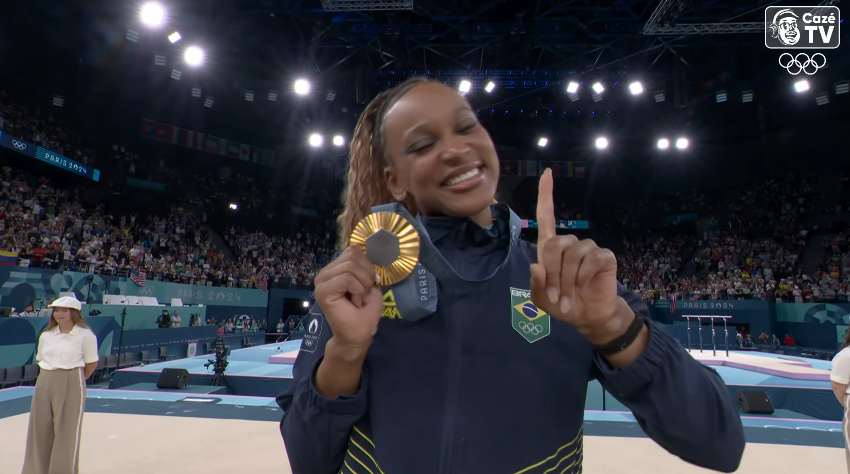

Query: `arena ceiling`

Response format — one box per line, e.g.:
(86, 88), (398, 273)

(1, 1), (847, 159)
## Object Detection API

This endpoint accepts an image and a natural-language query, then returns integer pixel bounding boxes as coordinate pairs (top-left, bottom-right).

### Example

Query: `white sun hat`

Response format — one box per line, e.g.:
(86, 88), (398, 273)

(48, 296), (82, 311)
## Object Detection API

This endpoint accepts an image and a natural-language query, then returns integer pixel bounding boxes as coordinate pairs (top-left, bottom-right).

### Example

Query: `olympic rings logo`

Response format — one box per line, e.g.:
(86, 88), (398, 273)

(517, 320), (543, 335)
(778, 52), (826, 76)
(11, 139), (27, 151)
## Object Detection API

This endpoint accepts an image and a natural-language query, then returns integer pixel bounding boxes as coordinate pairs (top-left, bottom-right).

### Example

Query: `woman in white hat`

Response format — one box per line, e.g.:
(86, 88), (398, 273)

(22, 296), (98, 474)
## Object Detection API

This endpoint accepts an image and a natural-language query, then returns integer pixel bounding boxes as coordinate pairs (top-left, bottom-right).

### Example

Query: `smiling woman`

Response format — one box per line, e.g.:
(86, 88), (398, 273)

(277, 77), (745, 474)
(22, 296), (99, 474)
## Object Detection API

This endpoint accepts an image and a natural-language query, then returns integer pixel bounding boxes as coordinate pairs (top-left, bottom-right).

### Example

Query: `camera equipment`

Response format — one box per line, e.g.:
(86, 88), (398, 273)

(203, 335), (229, 386)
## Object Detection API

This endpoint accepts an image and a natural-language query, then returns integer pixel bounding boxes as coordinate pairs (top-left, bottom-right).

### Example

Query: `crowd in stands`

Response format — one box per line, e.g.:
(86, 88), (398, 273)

(225, 228), (333, 288)
(2, 91), (848, 302)
(0, 90), (96, 169)
(619, 178), (850, 303)
(0, 164), (332, 289)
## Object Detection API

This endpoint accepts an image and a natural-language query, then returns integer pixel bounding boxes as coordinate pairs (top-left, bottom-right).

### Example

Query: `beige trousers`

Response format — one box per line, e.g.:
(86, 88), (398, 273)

(22, 368), (86, 474)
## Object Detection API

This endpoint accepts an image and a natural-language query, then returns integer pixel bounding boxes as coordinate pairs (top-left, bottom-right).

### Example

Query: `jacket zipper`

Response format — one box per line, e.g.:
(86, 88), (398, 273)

(437, 295), (464, 474)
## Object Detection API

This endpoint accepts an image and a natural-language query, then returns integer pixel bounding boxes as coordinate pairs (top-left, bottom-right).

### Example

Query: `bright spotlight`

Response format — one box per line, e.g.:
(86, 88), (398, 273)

(656, 138), (670, 150)
(332, 135), (345, 147)
(592, 82), (605, 95)
(308, 133), (324, 148)
(228, 203), (239, 211)
(140, 2), (166, 29)
(537, 137), (549, 148)
(566, 81), (580, 94)
(675, 137), (690, 150)
(302, 300), (310, 308)
(594, 136), (609, 150)
(458, 79), (472, 95)
(168, 31), (182, 44)
(793, 79), (810, 94)
(183, 46), (205, 67)
(484, 81), (496, 93)
(628, 81), (644, 96)
(293, 78), (311, 96)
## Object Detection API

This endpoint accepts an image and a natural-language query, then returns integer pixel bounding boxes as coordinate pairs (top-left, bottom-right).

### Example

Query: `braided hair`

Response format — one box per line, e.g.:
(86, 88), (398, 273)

(335, 77), (434, 249)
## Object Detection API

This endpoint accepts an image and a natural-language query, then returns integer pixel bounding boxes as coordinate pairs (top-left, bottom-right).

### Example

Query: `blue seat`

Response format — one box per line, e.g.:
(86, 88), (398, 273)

(22, 364), (39, 385)
(3, 366), (24, 388)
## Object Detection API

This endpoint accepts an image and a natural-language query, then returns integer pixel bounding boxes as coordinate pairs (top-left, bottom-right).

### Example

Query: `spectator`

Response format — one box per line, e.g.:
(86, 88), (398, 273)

(784, 334), (796, 347)
(14, 303), (38, 317)
(156, 309), (171, 329)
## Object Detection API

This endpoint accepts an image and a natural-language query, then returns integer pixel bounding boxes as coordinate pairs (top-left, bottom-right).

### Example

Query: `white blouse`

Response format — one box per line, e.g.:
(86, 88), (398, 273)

(36, 325), (99, 370)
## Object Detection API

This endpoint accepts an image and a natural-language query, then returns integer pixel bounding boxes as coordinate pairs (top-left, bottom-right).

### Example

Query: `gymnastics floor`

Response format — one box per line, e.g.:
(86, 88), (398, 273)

(0, 345), (845, 472)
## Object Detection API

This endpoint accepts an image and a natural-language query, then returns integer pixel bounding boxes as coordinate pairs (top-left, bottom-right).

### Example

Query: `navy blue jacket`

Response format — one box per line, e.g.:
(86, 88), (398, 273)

(278, 208), (744, 473)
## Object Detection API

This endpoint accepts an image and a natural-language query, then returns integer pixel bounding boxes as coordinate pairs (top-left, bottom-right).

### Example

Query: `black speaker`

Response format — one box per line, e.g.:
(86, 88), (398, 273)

(737, 390), (774, 414)
(157, 368), (189, 389)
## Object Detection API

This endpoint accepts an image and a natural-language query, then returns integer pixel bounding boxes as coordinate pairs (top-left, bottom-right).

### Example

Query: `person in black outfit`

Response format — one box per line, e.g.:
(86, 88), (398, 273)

(156, 309), (171, 328)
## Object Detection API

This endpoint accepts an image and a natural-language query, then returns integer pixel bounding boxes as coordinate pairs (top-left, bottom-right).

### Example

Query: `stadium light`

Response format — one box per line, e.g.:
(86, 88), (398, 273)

(293, 78), (311, 96)
(484, 81), (496, 94)
(793, 79), (810, 94)
(594, 136), (609, 151)
(332, 135), (345, 147)
(566, 81), (580, 94)
(591, 82), (605, 95)
(308, 133), (324, 148)
(228, 203), (238, 211)
(628, 81), (644, 96)
(183, 45), (205, 67)
(537, 137), (549, 148)
(140, 2), (166, 29)
(675, 137), (690, 150)
(302, 301), (310, 308)
(458, 79), (472, 95)
(168, 31), (182, 44)
(656, 138), (670, 151)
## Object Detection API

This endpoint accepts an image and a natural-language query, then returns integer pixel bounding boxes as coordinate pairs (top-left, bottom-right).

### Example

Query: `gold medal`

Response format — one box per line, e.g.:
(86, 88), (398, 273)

(350, 211), (420, 287)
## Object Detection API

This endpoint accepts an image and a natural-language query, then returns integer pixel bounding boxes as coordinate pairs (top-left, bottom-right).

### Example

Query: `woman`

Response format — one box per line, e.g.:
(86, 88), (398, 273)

(830, 329), (850, 473)
(277, 78), (745, 473)
(22, 296), (98, 474)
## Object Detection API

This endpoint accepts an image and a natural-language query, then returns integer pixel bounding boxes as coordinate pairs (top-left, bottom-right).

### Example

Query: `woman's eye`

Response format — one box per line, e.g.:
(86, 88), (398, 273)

(409, 142), (433, 154)
(458, 122), (476, 133)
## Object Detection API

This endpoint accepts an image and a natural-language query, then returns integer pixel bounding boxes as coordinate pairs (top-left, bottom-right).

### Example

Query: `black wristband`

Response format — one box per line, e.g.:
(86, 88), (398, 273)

(592, 313), (647, 356)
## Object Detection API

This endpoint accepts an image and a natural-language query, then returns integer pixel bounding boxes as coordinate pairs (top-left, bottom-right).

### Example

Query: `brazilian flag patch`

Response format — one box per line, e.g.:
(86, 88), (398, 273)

(510, 287), (550, 343)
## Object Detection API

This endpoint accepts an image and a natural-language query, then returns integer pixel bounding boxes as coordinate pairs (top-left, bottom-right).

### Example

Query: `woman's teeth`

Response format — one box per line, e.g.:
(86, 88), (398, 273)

(445, 167), (481, 186)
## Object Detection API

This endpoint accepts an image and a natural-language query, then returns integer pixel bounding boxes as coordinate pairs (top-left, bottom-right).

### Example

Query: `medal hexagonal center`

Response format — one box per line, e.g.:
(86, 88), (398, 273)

(366, 229), (400, 266)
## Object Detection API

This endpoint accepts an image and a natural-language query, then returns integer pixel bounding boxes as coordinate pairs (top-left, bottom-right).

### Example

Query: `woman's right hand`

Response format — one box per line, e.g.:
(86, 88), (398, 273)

(313, 246), (383, 356)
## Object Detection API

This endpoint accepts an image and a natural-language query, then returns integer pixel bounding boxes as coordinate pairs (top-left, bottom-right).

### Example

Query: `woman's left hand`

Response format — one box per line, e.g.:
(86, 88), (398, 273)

(529, 169), (629, 345)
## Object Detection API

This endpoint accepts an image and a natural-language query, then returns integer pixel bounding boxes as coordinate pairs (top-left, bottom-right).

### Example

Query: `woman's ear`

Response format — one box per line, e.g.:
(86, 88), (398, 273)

(384, 166), (407, 202)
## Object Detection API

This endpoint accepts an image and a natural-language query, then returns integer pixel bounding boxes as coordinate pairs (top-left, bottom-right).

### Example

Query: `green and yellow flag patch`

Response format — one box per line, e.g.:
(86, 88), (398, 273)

(510, 287), (550, 343)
